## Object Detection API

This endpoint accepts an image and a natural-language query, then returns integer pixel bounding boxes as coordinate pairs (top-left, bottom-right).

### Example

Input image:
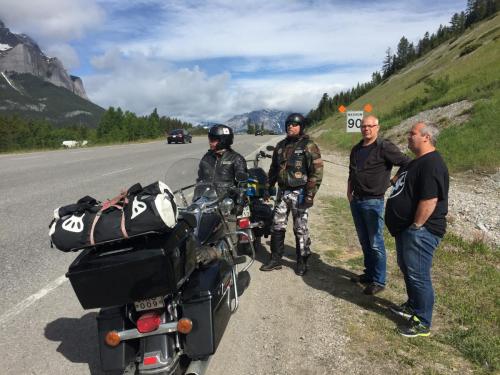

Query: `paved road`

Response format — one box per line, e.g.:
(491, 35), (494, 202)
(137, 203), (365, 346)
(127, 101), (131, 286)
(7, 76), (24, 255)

(0, 134), (279, 374)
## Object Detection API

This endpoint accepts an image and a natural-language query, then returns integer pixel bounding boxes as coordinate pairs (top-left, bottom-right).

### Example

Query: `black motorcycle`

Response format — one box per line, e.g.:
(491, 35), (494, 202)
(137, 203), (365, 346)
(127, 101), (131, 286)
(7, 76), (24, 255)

(239, 146), (276, 250)
(64, 158), (255, 375)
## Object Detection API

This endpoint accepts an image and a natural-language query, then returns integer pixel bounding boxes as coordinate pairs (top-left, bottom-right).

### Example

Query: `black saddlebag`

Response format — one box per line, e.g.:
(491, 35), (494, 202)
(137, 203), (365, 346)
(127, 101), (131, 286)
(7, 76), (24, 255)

(66, 220), (196, 309)
(97, 307), (138, 372)
(181, 261), (232, 360)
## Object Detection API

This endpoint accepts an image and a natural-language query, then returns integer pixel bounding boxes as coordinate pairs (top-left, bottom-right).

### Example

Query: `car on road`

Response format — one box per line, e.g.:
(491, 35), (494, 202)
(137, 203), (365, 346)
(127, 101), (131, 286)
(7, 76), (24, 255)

(167, 129), (192, 144)
(255, 129), (264, 136)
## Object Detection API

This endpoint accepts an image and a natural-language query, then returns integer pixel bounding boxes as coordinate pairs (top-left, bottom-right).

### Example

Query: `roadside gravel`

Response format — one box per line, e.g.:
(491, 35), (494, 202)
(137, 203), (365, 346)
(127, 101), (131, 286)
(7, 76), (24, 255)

(206, 148), (497, 374)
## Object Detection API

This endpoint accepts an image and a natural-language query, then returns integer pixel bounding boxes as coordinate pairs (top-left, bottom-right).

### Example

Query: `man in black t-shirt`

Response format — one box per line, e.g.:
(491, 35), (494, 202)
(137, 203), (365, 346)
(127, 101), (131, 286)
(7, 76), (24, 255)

(347, 115), (410, 295)
(385, 121), (449, 338)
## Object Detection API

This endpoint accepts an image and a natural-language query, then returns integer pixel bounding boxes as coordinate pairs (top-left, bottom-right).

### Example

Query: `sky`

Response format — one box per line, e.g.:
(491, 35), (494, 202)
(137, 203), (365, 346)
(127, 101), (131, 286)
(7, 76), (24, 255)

(0, 0), (466, 123)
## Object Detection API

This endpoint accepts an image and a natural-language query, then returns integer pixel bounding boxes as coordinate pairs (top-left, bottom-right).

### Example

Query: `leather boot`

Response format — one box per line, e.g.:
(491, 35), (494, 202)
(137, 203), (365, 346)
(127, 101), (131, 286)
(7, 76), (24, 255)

(259, 231), (285, 271)
(295, 238), (309, 276)
(295, 256), (308, 276)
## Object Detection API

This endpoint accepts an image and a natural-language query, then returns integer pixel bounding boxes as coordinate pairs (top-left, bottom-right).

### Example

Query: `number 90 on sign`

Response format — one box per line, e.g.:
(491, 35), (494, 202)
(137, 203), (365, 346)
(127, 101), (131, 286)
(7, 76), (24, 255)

(346, 111), (363, 133)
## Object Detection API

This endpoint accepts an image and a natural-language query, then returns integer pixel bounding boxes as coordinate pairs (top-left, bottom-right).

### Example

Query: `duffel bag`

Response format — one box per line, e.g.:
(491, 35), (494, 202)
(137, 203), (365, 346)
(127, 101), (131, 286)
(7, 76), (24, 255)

(49, 181), (178, 252)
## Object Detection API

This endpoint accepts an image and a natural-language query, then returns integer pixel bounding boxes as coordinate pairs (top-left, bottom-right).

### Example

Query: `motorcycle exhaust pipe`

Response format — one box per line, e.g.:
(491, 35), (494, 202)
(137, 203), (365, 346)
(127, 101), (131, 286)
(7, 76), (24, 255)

(185, 358), (211, 375)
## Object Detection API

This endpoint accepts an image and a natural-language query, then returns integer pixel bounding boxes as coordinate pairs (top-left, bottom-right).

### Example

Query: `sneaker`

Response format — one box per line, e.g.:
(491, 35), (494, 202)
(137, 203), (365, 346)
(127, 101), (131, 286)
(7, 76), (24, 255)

(350, 274), (371, 284)
(363, 282), (385, 295)
(397, 316), (430, 337)
(389, 302), (414, 319)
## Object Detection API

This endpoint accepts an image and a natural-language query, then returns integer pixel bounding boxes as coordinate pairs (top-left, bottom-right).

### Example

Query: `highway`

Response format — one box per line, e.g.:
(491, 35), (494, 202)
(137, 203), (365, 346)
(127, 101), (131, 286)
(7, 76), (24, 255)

(0, 134), (279, 374)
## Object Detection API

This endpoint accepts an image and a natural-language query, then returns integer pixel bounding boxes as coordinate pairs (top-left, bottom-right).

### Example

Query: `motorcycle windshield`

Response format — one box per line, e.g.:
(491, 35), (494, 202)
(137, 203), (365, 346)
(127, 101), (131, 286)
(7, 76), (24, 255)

(165, 158), (218, 208)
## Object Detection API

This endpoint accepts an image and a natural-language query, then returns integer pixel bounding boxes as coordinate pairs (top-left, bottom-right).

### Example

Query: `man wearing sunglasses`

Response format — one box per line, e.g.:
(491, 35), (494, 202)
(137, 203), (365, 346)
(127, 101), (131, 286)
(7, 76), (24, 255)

(347, 115), (410, 295)
(260, 113), (323, 276)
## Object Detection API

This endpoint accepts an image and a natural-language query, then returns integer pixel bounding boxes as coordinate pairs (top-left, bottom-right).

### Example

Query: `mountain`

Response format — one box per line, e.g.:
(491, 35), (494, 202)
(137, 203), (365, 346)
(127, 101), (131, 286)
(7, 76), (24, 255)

(0, 20), (87, 98)
(225, 109), (290, 134)
(0, 20), (104, 126)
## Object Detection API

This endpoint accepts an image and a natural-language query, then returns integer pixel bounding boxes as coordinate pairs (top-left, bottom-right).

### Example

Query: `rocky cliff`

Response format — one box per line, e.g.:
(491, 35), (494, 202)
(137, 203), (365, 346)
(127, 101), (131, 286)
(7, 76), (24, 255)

(0, 20), (88, 99)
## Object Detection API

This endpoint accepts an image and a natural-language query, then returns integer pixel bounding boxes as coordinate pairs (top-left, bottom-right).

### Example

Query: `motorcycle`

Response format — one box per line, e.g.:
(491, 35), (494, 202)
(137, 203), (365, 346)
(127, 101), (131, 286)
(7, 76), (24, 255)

(64, 158), (255, 375)
(238, 146), (276, 252)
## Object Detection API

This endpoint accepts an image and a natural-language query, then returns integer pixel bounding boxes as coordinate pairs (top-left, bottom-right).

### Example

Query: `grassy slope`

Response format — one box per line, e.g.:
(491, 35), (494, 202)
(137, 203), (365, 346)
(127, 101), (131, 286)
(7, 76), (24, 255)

(314, 13), (500, 172)
(318, 198), (499, 374)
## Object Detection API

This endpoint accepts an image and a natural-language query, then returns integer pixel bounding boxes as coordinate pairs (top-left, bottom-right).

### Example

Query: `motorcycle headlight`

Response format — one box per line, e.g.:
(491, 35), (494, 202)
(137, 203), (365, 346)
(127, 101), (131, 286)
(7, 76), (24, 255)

(220, 197), (234, 216)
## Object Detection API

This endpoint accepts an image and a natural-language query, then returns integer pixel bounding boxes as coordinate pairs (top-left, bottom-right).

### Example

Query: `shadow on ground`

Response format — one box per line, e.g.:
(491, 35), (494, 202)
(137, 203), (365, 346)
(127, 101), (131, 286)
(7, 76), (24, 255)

(256, 239), (405, 325)
(45, 312), (104, 375)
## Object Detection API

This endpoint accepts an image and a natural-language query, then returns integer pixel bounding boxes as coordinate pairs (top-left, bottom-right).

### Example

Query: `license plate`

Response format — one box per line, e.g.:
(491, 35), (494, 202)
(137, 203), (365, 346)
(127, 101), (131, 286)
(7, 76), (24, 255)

(134, 296), (165, 311)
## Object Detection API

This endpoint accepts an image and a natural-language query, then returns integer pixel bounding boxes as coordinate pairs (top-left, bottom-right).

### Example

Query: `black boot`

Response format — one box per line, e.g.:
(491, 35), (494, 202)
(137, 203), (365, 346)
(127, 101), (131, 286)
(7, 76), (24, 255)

(259, 231), (285, 271)
(295, 256), (309, 276)
(295, 238), (309, 276)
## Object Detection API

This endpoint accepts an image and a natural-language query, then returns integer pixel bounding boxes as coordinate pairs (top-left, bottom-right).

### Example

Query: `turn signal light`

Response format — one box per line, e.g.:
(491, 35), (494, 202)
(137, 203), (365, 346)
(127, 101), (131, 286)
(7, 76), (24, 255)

(105, 331), (121, 347)
(238, 218), (250, 229)
(137, 312), (162, 333)
(177, 318), (193, 334)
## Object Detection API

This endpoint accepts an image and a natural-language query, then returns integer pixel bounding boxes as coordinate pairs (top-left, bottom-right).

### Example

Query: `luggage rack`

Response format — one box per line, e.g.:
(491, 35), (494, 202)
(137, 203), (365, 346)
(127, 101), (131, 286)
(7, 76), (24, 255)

(67, 230), (165, 253)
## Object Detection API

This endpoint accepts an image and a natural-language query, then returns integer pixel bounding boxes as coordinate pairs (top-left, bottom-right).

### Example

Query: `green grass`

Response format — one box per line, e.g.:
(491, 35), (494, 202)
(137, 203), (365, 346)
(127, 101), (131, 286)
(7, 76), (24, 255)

(319, 197), (500, 374)
(312, 13), (500, 173)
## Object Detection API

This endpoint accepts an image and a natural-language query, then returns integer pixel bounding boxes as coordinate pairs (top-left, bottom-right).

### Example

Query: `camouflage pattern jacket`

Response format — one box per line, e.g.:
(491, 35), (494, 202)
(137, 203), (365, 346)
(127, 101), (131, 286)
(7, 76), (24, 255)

(268, 135), (323, 200)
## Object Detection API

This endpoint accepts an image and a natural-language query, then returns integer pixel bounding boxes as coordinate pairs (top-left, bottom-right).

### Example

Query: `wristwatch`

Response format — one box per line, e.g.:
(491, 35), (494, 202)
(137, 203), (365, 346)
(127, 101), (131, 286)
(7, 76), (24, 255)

(410, 223), (423, 230)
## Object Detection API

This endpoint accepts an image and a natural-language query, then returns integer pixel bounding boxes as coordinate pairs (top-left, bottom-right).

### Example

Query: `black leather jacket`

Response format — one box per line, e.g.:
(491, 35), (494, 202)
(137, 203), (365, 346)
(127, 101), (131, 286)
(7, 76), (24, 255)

(198, 149), (248, 191)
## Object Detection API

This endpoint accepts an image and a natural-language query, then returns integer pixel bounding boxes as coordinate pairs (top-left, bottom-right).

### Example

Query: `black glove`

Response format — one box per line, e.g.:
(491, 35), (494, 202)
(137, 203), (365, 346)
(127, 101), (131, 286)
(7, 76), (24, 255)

(298, 196), (313, 210)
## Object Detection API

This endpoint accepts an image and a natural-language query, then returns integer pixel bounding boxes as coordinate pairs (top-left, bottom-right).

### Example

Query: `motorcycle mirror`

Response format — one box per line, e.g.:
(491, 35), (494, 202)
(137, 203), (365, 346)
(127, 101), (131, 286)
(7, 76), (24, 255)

(236, 171), (248, 183)
(266, 145), (275, 152)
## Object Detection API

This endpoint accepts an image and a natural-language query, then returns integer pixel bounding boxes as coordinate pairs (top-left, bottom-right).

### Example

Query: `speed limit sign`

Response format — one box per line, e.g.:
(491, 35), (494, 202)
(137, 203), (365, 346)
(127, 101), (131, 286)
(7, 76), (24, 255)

(346, 111), (363, 133)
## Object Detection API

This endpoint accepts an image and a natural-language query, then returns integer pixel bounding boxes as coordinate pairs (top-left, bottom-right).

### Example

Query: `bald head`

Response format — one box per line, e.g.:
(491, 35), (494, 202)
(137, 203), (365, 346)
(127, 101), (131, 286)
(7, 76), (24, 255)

(361, 115), (380, 145)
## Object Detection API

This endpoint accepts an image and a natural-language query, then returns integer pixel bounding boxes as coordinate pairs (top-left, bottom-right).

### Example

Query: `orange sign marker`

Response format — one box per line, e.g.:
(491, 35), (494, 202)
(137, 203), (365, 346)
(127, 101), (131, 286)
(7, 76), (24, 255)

(338, 105), (346, 113)
(364, 103), (373, 113)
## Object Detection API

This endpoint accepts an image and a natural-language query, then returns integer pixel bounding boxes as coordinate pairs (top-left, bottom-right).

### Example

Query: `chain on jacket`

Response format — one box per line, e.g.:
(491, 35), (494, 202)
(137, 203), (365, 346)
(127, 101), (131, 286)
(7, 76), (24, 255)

(268, 135), (323, 200)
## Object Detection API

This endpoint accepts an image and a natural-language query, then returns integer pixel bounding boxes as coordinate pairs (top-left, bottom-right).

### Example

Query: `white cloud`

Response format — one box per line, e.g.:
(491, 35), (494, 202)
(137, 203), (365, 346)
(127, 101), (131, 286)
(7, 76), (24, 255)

(45, 44), (80, 70)
(84, 51), (374, 122)
(0, 0), (104, 42)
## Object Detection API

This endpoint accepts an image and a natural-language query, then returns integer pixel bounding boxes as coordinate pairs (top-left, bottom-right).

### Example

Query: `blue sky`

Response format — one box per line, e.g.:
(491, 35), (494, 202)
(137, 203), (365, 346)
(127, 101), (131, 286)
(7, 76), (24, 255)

(0, 0), (466, 123)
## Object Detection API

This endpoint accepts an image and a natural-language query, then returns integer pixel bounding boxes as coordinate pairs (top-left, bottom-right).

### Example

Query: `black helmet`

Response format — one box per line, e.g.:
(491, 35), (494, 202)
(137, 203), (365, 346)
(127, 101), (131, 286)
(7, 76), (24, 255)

(208, 124), (234, 150)
(285, 113), (307, 134)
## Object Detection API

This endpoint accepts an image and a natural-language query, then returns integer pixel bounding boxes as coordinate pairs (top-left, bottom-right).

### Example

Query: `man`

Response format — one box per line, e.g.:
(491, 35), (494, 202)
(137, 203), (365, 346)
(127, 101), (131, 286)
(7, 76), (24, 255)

(385, 121), (449, 337)
(198, 124), (247, 191)
(260, 113), (323, 276)
(347, 115), (410, 295)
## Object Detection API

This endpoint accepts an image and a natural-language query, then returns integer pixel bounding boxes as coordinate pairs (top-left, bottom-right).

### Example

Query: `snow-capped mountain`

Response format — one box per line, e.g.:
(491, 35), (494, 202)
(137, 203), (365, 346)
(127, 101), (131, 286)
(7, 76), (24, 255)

(225, 109), (290, 134)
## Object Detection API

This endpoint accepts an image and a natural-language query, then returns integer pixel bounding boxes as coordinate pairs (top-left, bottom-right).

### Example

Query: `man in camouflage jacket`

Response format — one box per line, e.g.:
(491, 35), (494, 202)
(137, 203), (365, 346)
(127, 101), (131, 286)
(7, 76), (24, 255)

(260, 113), (323, 276)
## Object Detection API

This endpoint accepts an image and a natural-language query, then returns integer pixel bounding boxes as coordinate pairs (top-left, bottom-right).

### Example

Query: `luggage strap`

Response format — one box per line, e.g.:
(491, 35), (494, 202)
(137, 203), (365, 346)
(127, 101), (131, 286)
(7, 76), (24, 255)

(89, 191), (130, 246)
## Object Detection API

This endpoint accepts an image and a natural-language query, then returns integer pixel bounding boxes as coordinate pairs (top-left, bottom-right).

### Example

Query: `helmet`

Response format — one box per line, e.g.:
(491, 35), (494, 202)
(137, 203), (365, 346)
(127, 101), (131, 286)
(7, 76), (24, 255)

(285, 113), (307, 134)
(208, 124), (234, 150)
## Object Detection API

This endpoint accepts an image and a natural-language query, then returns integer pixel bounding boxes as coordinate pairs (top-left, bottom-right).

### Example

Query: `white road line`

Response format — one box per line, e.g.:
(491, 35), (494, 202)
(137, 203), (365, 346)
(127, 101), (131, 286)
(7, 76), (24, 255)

(0, 275), (67, 326)
(9, 156), (43, 161)
(101, 167), (132, 176)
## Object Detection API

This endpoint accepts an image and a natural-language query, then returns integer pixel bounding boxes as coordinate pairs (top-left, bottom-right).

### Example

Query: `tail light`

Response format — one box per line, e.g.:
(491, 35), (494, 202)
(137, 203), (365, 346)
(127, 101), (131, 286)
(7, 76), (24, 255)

(143, 356), (159, 365)
(238, 218), (250, 229)
(137, 312), (162, 333)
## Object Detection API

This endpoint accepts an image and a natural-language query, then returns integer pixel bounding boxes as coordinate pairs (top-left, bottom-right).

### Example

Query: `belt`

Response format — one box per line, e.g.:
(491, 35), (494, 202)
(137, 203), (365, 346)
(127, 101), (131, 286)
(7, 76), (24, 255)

(352, 194), (384, 201)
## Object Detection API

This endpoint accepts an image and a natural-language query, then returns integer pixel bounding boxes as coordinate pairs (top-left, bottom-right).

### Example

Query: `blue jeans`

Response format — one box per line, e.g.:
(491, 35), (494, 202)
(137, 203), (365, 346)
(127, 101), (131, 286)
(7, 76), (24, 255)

(350, 198), (386, 286)
(395, 227), (441, 327)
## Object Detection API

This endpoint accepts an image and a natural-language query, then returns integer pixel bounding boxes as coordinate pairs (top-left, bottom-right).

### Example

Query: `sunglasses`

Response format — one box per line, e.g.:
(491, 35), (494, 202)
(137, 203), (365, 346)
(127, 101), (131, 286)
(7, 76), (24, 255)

(286, 122), (301, 127)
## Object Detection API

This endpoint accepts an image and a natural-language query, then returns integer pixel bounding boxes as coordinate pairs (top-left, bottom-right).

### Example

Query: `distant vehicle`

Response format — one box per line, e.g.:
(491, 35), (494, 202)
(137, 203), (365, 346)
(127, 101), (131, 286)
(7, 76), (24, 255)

(255, 129), (264, 136)
(167, 129), (192, 144)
